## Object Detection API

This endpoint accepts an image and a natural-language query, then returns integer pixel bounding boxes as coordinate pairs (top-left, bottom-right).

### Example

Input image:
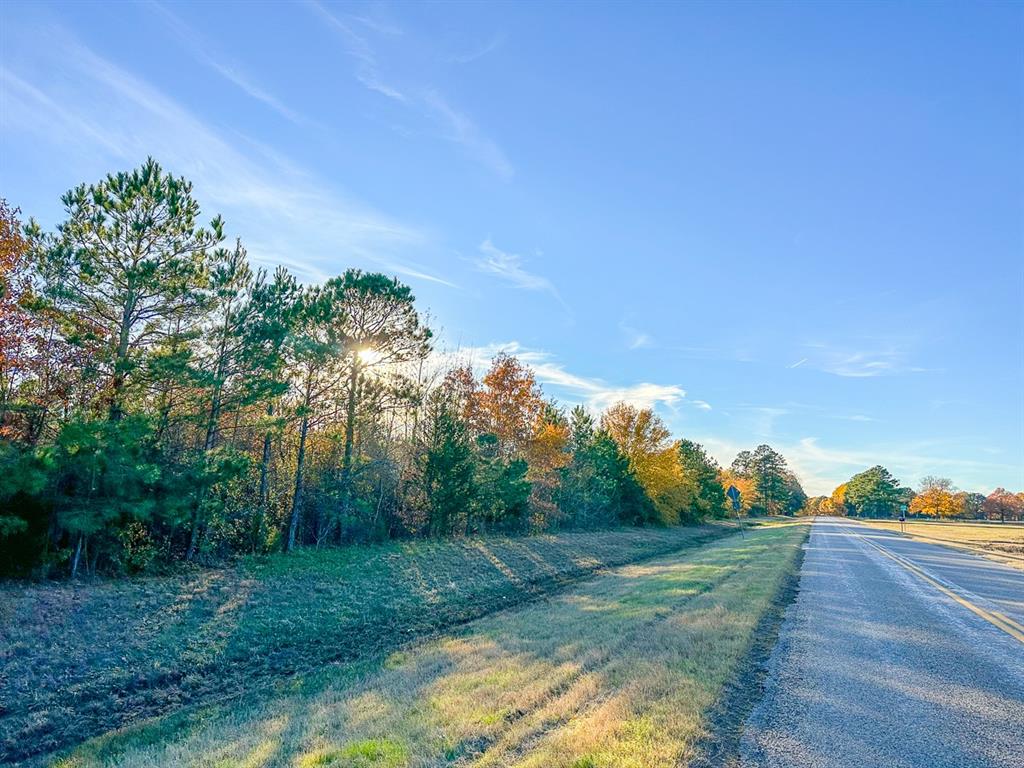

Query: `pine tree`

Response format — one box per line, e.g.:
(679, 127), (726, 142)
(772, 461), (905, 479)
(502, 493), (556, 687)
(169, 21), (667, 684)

(31, 159), (224, 421)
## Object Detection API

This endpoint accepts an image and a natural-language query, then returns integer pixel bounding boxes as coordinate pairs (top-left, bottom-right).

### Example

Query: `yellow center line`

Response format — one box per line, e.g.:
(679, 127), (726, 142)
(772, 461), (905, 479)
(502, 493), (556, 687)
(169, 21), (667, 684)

(991, 610), (1024, 635)
(848, 527), (1024, 645)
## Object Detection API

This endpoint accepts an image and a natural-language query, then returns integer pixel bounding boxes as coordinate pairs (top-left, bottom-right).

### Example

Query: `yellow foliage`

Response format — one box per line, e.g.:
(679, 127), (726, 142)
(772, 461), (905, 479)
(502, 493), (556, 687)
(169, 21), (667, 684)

(909, 488), (961, 518)
(829, 483), (849, 516)
(719, 471), (755, 515)
(601, 403), (685, 523)
(526, 421), (571, 479)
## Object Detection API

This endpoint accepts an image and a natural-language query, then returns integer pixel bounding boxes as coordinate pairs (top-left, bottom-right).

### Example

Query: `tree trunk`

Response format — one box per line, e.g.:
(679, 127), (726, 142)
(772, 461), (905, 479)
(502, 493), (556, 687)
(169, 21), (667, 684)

(287, 408), (310, 553)
(253, 402), (274, 553)
(339, 361), (360, 522)
(70, 533), (84, 579)
(109, 293), (136, 421)
(186, 512), (202, 561)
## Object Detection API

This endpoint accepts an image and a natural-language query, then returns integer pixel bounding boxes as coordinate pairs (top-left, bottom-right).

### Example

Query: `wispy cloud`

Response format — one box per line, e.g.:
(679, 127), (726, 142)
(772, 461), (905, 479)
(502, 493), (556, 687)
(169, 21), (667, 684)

(620, 321), (655, 350)
(439, 341), (687, 413)
(692, 400), (713, 411)
(800, 340), (924, 378)
(422, 90), (514, 180)
(448, 35), (504, 65)
(147, 1), (309, 124)
(305, 0), (409, 103)
(307, 0), (513, 179)
(0, 25), (450, 287)
(475, 240), (563, 302)
(788, 357), (808, 369)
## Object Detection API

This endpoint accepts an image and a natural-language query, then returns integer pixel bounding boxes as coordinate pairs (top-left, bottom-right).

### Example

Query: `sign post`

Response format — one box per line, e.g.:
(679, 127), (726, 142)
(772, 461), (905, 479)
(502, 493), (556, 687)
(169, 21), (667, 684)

(898, 503), (908, 534)
(727, 485), (744, 537)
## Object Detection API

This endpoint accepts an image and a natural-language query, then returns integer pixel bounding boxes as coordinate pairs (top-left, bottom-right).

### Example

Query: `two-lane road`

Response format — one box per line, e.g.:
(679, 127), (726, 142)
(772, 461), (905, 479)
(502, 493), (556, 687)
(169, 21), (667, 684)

(741, 518), (1024, 768)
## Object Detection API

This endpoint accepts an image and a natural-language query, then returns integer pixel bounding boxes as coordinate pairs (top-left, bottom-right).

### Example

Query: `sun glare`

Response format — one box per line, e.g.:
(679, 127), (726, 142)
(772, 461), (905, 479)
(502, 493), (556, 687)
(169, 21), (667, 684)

(358, 347), (382, 365)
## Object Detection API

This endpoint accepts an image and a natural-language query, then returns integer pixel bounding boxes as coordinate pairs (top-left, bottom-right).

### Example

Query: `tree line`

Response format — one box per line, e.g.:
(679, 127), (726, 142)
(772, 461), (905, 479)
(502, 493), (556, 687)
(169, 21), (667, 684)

(0, 160), (809, 578)
(802, 465), (1023, 522)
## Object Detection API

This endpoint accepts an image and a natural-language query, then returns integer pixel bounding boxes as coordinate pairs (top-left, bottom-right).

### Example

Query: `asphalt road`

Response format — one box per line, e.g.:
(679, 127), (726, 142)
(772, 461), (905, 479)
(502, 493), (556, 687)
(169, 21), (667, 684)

(740, 518), (1024, 768)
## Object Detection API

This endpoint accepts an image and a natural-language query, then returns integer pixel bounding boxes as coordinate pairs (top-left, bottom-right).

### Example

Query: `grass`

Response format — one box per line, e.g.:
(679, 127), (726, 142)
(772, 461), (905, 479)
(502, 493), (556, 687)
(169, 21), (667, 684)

(854, 518), (1024, 568)
(0, 524), (748, 764)
(53, 522), (808, 768)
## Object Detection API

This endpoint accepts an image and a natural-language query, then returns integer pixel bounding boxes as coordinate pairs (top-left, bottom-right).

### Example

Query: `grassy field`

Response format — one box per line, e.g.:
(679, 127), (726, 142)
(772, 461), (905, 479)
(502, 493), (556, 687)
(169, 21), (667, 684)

(52, 522), (807, 768)
(855, 518), (1024, 568)
(0, 524), (750, 764)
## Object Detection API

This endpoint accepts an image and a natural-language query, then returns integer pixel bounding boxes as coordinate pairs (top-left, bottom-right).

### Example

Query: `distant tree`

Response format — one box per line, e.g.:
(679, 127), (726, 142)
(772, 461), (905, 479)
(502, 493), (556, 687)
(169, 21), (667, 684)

(557, 407), (653, 527)
(473, 433), (530, 530)
(782, 472), (808, 516)
(464, 353), (544, 459)
(525, 403), (571, 528)
(958, 491), (986, 520)
(800, 496), (830, 516)
(828, 483), (850, 516)
(982, 488), (1024, 523)
(601, 403), (682, 523)
(420, 389), (476, 536)
(749, 444), (791, 516)
(730, 450), (754, 478)
(30, 159), (224, 420)
(677, 439), (727, 520)
(844, 465), (901, 518)
(909, 476), (959, 518)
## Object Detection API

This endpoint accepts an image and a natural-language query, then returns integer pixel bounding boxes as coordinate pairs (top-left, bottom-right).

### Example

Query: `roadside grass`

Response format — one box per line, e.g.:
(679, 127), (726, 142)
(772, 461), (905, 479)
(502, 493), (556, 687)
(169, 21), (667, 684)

(855, 518), (1024, 568)
(1, 524), (746, 763)
(55, 522), (808, 768)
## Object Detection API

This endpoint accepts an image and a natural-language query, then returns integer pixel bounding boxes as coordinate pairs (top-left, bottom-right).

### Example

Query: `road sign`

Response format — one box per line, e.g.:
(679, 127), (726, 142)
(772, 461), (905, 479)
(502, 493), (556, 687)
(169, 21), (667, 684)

(727, 485), (741, 512)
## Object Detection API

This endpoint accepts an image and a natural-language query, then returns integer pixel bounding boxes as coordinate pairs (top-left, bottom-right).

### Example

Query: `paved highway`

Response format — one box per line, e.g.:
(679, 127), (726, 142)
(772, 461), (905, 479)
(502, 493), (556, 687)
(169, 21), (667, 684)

(741, 518), (1024, 768)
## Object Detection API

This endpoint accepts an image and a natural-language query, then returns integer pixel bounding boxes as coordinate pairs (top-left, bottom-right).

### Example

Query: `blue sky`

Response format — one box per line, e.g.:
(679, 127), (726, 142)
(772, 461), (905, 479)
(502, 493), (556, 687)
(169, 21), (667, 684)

(1, 1), (1021, 495)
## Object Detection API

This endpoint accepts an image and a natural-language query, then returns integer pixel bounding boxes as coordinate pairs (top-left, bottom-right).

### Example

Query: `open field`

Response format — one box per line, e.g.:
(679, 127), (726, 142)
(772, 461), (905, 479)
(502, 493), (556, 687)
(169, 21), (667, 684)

(854, 518), (1024, 569)
(52, 522), (807, 768)
(0, 524), (753, 764)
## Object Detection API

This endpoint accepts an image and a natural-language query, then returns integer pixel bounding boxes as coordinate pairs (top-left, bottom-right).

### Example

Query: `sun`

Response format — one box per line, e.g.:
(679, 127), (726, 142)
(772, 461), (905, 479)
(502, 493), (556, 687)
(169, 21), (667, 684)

(357, 347), (382, 365)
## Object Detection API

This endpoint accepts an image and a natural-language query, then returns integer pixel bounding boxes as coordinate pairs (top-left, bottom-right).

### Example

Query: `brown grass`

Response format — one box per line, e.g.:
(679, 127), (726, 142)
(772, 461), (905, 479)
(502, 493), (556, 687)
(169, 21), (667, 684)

(855, 518), (1024, 569)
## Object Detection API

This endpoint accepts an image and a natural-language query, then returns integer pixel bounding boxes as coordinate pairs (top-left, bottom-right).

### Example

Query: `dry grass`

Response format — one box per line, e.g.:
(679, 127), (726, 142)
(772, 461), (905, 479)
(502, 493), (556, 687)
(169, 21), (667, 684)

(54, 522), (808, 768)
(855, 518), (1024, 568)
(1, 525), (742, 763)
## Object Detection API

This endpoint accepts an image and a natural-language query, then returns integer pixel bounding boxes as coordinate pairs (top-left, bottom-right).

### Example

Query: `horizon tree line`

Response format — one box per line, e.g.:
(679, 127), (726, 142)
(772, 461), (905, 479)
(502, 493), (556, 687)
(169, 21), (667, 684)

(802, 465), (1023, 521)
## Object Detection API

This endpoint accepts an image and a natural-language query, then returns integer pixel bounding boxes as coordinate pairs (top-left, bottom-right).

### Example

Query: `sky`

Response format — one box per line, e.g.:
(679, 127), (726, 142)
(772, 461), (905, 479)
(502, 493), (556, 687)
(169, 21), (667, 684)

(1, 0), (1021, 495)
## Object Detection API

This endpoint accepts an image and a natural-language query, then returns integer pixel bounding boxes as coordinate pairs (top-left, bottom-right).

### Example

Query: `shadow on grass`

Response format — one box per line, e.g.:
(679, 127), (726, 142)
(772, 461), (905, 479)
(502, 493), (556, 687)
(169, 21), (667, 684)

(57, 525), (811, 768)
(3, 525), (736, 764)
